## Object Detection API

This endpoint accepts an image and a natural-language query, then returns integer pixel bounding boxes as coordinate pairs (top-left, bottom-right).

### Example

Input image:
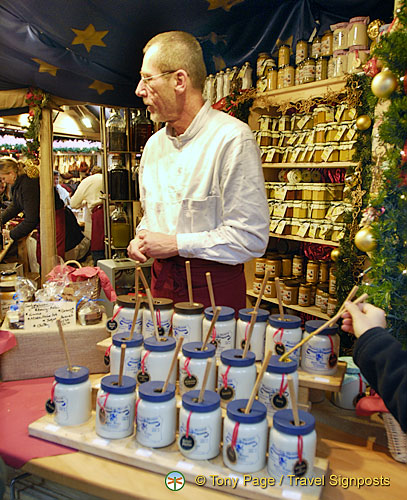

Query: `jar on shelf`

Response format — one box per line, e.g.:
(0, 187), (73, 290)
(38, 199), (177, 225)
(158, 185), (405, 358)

(310, 36), (321, 59)
(315, 56), (329, 81)
(315, 284), (329, 313)
(331, 22), (349, 52)
(283, 65), (295, 88)
(292, 255), (304, 277)
(255, 257), (267, 277)
(257, 52), (270, 77)
(266, 67), (278, 91)
(295, 39), (308, 66)
(333, 50), (348, 77)
(331, 356), (367, 409)
(278, 44), (291, 68)
(298, 282), (312, 307)
(130, 109), (153, 152)
(282, 279), (300, 306)
(106, 109), (127, 152)
(318, 260), (330, 283)
(277, 66), (285, 89)
(348, 16), (370, 48)
(179, 341), (216, 395)
(111, 203), (131, 248)
(302, 58), (316, 83)
(265, 256), (282, 278)
(108, 156), (129, 201)
(202, 306), (236, 358)
(53, 366), (91, 426)
(347, 46), (370, 74)
(321, 30), (333, 57)
(329, 266), (337, 295)
(281, 255), (293, 277)
(264, 277), (276, 298)
(172, 302), (204, 343)
(327, 295), (338, 316)
(306, 260), (319, 284)
(327, 56), (335, 78)
(236, 307), (269, 360)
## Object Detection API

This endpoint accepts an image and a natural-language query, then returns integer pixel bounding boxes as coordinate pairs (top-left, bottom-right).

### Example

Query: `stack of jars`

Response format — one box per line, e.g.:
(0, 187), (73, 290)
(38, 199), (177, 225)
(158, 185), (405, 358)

(203, 62), (254, 104)
(253, 254), (338, 315)
(256, 15), (370, 92)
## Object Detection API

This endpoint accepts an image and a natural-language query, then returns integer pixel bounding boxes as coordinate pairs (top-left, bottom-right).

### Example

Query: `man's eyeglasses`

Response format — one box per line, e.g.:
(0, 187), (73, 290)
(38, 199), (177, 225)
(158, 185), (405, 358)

(139, 70), (177, 84)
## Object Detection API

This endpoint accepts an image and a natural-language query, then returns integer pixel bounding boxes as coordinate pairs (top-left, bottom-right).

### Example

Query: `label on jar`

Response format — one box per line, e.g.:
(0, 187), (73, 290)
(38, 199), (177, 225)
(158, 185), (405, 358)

(183, 374), (198, 389)
(179, 434), (195, 451)
(297, 115), (312, 130)
(298, 290), (310, 306)
(275, 220), (287, 234)
(294, 459), (308, 477)
(321, 146), (334, 162)
(219, 386), (235, 401)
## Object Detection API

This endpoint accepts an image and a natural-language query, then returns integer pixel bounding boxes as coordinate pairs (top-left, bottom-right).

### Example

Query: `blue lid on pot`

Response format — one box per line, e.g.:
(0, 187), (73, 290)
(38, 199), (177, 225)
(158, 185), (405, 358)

(221, 349), (255, 367)
(238, 308), (269, 323)
(273, 409), (315, 435)
(101, 374), (137, 394)
(143, 336), (176, 352)
(138, 380), (176, 402)
(268, 314), (301, 329)
(267, 355), (297, 374)
(112, 332), (143, 348)
(54, 366), (89, 384)
(204, 306), (235, 322)
(182, 390), (220, 413)
(182, 341), (216, 359)
(227, 399), (267, 424)
(305, 320), (338, 335)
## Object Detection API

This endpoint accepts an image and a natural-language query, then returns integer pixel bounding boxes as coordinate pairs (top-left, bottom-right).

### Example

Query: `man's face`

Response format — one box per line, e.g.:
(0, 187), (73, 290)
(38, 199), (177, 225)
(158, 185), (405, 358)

(135, 45), (177, 124)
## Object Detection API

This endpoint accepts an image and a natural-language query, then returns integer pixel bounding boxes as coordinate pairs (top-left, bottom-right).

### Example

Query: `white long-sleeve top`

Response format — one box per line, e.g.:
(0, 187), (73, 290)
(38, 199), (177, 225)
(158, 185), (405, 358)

(137, 101), (269, 265)
(70, 173), (104, 210)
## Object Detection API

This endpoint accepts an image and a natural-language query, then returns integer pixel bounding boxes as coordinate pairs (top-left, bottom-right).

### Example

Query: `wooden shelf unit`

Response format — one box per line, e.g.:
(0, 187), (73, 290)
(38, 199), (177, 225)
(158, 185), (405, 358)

(246, 290), (330, 320)
(268, 232), (341, 247)
(263, 161), (356, 169)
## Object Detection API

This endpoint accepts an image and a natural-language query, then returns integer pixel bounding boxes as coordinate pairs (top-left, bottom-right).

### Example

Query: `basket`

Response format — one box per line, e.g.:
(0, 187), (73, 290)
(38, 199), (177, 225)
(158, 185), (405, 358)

(62, 260), (101, 305)
(382, 412), (407, 463)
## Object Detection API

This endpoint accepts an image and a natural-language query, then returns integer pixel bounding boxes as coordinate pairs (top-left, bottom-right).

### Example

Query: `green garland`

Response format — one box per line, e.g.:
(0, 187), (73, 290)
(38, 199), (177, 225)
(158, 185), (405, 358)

(333, 74), (376, 353)
(23, 87), (50, 160)
(360, 1), (407, 346)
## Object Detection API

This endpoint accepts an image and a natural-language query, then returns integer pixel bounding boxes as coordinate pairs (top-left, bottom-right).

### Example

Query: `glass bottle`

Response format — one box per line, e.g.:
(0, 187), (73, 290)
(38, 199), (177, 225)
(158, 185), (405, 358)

(108, 155), (129, 201)
(106, 109), (127, 152)
(131, 109), (153, 152)
(111, 203), (131, 248)
(130, 152), (141, 201)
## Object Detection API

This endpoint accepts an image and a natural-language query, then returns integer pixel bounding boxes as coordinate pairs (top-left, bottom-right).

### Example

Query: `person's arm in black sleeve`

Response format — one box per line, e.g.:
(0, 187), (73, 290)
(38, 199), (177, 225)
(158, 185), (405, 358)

(1, 203), (21, 226)
(9, 177), (40, 241)
(353, 327), (407, 432)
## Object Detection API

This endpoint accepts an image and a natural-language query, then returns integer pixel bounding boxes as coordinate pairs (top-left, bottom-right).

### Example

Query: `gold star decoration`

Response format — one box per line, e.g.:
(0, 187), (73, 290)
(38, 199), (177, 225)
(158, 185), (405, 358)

(71, 24), (108, 53)
(207, 0), (244, 11)
(89, 80), (114, 95)
(32, 58), (59, 76)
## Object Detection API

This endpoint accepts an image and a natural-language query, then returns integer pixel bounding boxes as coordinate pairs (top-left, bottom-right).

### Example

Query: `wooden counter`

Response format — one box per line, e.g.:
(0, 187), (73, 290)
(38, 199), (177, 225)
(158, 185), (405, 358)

(21, 409), (405, 500)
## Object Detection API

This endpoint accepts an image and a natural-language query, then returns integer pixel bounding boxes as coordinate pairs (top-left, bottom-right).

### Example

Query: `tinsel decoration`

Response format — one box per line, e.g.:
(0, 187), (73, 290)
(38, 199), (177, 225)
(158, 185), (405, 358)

(215, 88), (256, 123)
(362, 0), (407, 346)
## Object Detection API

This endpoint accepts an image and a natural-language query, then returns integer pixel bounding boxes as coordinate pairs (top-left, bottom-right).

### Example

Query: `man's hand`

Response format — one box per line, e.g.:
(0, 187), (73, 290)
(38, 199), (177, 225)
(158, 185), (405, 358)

(341, 301), (387, 338)
(137, 231), (178, 259)
(127, 230), (178, 261)
(127, 232), (148, 262)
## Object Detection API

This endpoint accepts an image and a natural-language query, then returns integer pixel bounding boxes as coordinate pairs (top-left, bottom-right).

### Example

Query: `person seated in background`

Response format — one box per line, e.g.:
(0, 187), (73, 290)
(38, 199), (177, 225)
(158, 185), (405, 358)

(0, 156), (89, 264)
(70, 165), (105, 265)
(341, 301), (407, 432)
(54, 170), (71, 207)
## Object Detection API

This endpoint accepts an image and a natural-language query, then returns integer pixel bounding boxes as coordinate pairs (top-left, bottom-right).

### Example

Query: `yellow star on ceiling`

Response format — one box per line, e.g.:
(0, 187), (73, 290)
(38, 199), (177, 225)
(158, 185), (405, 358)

(207, 0), (244, 11)
(89, 80), (114, 95)
(71, 24), (108, 52)
(32, 58), (59, 76)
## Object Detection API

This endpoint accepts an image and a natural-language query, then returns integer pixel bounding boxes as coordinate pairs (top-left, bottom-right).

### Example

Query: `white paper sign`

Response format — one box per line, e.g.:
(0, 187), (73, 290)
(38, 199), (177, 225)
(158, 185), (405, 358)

(24, 302), (76, 329)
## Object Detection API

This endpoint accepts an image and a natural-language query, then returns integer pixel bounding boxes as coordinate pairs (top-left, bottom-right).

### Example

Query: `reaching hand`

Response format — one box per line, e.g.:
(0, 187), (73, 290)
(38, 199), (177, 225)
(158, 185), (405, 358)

(341, 301), (387, 338)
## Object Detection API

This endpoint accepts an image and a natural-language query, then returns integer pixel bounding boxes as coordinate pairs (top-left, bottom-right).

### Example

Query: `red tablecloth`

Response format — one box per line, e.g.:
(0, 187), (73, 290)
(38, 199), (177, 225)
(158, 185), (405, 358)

(0, 377), (76, 468)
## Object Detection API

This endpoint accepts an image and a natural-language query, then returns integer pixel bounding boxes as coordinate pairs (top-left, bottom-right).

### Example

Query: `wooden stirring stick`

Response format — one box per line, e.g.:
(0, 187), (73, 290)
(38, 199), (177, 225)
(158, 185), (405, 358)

(275, 277), (285, 321)
(56, 319), (73, 372)
(287, 376), (300, 427)
(201, 306), (222, 350)
(242, 310), (258, 358)
(245, 350), (272, 414)
(118, 343), (126, 386)
(253, 269), (271, 312)
(161, 336), (184, 394)
(279, 292), (368, 362)
(185, 260), (194, 304)
(205, 272), (216, 312)
(137, 267), (160, 341)
(126, 267), (140, 340)
(198, 358), (213, 403)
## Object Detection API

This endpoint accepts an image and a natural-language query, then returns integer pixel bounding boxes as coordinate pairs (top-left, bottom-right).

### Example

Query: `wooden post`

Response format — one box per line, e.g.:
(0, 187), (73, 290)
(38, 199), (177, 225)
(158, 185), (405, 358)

(39, 107), (56, 282)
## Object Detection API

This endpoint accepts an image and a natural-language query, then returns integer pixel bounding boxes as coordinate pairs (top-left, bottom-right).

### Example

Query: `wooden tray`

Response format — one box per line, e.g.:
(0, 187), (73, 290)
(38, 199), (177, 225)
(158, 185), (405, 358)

(29, 414), (328, 500)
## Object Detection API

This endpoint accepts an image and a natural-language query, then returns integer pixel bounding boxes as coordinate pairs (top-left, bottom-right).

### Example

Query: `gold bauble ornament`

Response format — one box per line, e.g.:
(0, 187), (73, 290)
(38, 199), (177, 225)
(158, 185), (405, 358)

(356, 115), (372, 131)
(330, 248), (340, 262)
(371, 69), (398, 99)
(354, 226), (377, 253)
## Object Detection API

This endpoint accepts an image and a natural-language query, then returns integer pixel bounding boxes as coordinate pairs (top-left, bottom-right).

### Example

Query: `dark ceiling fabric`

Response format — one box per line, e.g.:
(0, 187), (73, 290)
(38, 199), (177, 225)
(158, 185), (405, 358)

(0, 0), (394, 108)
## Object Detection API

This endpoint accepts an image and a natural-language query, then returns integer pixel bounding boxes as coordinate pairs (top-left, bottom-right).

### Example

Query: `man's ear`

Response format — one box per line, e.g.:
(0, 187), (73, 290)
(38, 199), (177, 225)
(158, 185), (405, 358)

(174, 69), (188, 94)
